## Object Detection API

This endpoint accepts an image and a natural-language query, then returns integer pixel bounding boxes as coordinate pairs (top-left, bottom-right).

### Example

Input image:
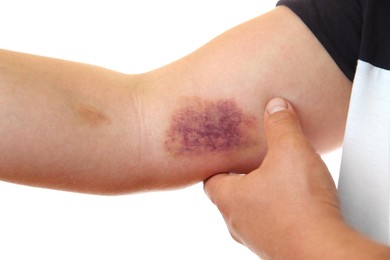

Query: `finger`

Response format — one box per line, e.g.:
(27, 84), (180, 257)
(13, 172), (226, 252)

(204, 173), (241, 211)
(264, 97), (305, 150)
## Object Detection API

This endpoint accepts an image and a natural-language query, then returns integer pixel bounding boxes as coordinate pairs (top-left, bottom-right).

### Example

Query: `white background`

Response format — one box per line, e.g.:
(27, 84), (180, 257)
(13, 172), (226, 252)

(0, 1), (342, 259)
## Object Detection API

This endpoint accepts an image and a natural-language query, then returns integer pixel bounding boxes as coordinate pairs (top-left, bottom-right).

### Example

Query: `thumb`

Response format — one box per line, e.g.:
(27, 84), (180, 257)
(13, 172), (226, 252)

(204, 173), (242, 211)
(264, 97), (305, 150)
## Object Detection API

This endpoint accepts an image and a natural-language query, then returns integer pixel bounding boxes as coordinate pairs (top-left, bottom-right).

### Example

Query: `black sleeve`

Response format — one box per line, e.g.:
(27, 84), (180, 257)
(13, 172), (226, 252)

(277, 0), (363, 81)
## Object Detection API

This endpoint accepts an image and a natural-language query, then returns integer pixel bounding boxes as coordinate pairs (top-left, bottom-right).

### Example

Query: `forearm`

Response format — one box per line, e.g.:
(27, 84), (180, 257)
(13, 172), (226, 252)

(250, 217), (390, 260)
(254, 211), (390, 259)
(0, 49), (146, 193)
(286, 220), (390, 259)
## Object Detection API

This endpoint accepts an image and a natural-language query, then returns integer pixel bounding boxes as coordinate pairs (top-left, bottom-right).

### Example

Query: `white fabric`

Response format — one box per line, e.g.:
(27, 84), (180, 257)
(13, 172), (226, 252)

(339, 60), (390, 245)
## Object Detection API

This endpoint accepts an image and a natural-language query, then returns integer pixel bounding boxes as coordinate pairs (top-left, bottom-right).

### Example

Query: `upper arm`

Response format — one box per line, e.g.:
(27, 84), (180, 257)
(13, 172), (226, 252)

(141, 6), (352, 186)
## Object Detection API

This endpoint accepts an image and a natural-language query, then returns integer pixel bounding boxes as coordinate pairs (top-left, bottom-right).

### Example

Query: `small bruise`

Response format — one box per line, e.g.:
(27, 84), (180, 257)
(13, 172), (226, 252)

(165, 97), (257, 156)
(76, 103), (111, 126)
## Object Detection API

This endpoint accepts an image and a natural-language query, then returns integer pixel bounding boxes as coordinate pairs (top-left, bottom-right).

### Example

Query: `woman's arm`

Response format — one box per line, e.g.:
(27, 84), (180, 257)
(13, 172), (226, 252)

(0, 7), (351, 194)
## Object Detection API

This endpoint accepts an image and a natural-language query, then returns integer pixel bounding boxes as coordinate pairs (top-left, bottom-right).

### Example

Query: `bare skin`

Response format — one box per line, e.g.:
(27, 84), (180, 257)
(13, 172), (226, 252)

(205, 98), (390, 259)
(0, 7), (351, 194)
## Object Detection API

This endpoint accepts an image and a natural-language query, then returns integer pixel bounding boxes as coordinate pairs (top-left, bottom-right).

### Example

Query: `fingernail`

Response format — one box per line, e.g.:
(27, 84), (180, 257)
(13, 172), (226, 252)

(267, 97), (288, 115)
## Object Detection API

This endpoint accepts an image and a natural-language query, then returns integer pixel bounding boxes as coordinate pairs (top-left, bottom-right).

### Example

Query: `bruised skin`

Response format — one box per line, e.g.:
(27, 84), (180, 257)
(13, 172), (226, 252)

(148, 96), (264, 190)
(165, 97), (258, 156)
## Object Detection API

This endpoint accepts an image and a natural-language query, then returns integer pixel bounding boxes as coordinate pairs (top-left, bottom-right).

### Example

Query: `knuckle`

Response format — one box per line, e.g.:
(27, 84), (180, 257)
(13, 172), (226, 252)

(279, 134), (302, 149)
(206, 187), (232, 216)
(267, 111), (306, 149)
(215, 195), (233, 216)
(267, 110), (294, 129)
(228, 229), (242, 244)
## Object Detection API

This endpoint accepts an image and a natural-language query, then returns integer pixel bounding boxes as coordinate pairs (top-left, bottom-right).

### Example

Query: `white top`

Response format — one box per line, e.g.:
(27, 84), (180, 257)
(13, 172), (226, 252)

(339, 60), (390, 245)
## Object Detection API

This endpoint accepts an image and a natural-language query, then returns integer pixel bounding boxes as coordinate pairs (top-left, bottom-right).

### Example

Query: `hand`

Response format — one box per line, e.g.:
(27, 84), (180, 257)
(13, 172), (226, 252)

(204, 97), (344, 259)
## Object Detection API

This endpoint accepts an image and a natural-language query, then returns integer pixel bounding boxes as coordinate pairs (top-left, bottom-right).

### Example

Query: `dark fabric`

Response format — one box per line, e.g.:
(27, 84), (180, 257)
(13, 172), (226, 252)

(277, 0), (363, 81)
(360, 0), (390, 71)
